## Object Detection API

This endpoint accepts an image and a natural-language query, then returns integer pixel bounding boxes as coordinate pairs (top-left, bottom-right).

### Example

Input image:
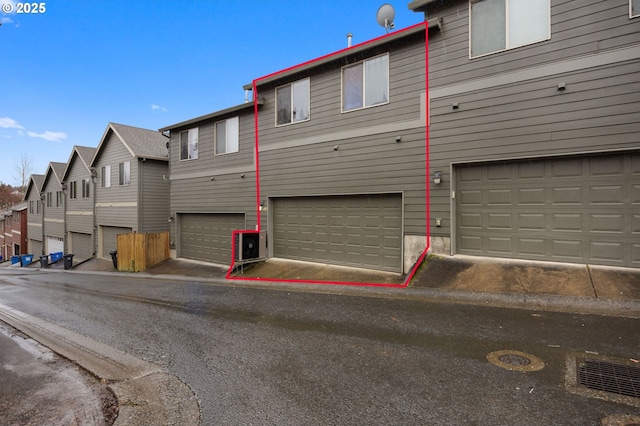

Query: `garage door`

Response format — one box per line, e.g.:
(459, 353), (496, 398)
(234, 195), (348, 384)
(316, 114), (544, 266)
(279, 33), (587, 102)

(47, 237), (64, 254)
(179, 213), (246, 264)
(102, 226), (132, 258)
(29, 239), (43, 256)
(455, 153), (639, 267)
(69, 232), (93, 260)
(272, 194), (403, 272)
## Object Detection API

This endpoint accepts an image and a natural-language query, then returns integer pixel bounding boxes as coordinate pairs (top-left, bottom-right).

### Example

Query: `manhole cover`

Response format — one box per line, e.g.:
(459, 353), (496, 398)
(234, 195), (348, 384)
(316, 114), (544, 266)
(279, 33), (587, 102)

(487, 350), (544, 372)
(498, 353), (532, 367)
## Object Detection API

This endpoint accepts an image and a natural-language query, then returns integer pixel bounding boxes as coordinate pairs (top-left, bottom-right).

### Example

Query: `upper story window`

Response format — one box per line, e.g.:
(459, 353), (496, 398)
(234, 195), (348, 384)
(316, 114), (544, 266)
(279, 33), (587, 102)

(342, 53), (389, 112)
(632, 0), (640, 18)
(46, 192), (52, 208)
(29, 201), (34, 214)
(119, 161), (131, 186)
(180, 128), (199, 160)
(101, 165), (111, 188)
(215, 117), (239, 155)
(82, 178), (90, 198)
(69, 181), (77, 199)
(276, 78), (310, 126)
(470, 0), (550, 58)
(56, 190), (63, 207)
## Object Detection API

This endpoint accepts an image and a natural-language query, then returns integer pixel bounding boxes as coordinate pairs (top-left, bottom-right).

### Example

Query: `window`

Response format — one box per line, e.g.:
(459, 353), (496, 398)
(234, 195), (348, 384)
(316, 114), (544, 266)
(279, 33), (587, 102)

(56, 191), (63, 207)
(276, 78), (310, 126)
(101, 165), (111, 188)
(69, 181), (77, 199)
(36, 200), (41, 214)
(470, 0), (550, 58)
(82, 179), (90, 198)
(119, 161), (131, 186)
(632, 0), (640, 18)
(180, 128), (199, 160)
(215, 117), (239, 155)
(342, 54), (389, 112)
(46, 192), (52, 208)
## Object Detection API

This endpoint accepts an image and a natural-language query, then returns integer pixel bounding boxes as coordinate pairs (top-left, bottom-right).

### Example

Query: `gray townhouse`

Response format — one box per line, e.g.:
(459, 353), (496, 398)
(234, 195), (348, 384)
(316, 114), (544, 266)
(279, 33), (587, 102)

(409, 0), (640, 268)
(91, 122), (169, 259)
(159, 102), (258, 264)
(62, 145), (97, 261)
(24, 174), (44, 255)
(40, 162), (67, 255)
(243, 22), (439, 274)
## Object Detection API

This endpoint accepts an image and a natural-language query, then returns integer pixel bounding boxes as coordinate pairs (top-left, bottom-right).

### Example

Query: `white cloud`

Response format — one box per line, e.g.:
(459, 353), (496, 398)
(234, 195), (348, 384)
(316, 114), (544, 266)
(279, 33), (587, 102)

(27, 130), (68, 142)
(0, 117), (24, 129)
(0, 17), (14, 25)
(151, 104), (167, 112)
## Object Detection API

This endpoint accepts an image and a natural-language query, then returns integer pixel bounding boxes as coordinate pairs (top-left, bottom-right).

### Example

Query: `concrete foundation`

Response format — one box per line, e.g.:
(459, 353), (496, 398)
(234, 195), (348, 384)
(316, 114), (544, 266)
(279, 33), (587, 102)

(404, 235), (428, 274)
(430, 236), (451, 255)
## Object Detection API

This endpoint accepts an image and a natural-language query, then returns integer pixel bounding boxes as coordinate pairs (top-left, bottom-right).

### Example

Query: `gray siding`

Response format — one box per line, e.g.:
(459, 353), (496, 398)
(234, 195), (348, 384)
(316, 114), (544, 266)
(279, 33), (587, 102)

(25, 193), (43, 243)
(42, 182), (64, 240)
(169, 110), (257, 246)
(139, 159), (170, 233)
(427, 0), (640, 88)
(426, 0), (640, 241)
(94, 131), (138, 229)
(65, 156), (94, 235)
(257, 33), (428, 237)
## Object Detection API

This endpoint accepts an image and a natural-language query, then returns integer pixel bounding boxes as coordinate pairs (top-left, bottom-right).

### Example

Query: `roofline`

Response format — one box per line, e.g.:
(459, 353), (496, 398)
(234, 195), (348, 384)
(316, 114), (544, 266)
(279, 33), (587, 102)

(61, 145), (94, 181)
(159, 101), (258, 132)
(407, 0), (438, 12)
(243, 21), (439, 91)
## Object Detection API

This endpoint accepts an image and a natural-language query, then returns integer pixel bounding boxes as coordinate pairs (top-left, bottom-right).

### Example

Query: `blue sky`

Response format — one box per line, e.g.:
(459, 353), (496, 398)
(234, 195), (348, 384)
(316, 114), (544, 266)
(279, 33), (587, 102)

(0, 0), (422, 187)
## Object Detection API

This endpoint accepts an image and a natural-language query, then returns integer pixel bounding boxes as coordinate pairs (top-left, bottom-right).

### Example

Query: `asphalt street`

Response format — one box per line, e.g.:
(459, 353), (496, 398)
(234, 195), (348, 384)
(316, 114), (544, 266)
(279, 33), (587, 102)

(1, 268), (639, 425)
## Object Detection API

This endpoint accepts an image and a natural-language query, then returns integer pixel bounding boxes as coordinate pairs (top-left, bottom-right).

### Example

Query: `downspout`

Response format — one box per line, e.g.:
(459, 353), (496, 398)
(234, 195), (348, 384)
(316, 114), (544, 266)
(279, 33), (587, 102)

(138, 157), (144, 233)
(62, 182), (68, 253)
(90, 167), (97, 257)
(39, 192), (45, 255)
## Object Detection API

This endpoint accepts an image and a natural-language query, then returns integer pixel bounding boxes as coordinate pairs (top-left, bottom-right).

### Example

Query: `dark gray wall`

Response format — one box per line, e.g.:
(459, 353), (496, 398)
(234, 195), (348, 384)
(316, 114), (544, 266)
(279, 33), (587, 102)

(426, 0), (640, 240)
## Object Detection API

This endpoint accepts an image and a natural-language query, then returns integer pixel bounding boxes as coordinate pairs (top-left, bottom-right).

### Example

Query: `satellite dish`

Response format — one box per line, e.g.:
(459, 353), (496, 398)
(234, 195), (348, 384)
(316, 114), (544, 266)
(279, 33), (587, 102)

(376, 4), (396, 33)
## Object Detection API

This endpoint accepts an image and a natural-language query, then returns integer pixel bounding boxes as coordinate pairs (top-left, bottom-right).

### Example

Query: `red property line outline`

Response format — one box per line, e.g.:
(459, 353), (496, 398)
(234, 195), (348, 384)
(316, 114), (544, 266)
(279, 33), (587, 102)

(226, 21), (430, 288)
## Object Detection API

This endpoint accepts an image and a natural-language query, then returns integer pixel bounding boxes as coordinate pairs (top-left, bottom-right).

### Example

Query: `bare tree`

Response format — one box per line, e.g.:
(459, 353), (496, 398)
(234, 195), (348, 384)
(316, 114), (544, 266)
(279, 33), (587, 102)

(14, 152), (33, 190)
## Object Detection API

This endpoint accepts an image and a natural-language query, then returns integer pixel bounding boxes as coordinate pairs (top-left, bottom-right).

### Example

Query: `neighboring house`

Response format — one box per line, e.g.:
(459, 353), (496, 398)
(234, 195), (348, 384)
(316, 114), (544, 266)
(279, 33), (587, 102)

(409, 0), (640, 267)
(62, 145), (97, 261)
(159, 102), (258, 264)
(24, 174), (45, 255)
(91, 122), (169, 258)
(10, 203), (28, 256)
(41, 162), (67, 255)
(243, 22), (438, 274)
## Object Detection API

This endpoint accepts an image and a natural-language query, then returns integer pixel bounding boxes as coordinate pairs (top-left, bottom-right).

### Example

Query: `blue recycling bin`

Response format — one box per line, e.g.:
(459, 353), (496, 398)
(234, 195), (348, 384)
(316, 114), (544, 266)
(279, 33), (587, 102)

(20, 254), (34, 266)
(50, 252), (63, 262)
(11, 255), (20, 265)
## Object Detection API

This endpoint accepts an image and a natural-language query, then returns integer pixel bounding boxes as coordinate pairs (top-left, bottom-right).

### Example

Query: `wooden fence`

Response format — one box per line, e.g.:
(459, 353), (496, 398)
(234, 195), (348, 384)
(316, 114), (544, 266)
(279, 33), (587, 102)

(116, 231), (169, 272)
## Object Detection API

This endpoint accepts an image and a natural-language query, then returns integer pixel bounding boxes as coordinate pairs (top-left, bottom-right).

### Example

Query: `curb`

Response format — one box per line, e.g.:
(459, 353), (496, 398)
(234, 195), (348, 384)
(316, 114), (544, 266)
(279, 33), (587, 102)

(0, 302), (201, 426)
(65, 268), (640, 319)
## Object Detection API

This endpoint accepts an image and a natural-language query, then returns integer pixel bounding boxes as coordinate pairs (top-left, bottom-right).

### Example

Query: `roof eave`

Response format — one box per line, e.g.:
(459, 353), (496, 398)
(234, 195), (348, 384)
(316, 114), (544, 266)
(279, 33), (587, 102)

(159, 101), (259, 132)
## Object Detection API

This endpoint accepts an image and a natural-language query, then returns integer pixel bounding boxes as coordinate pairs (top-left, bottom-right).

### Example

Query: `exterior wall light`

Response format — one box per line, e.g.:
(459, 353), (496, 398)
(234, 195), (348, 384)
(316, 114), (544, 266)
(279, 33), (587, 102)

(433, 170), (442, 185)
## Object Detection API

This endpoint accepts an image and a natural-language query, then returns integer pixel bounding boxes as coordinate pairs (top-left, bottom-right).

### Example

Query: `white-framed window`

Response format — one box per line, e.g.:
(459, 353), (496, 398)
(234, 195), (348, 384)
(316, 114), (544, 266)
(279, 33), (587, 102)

(215, 117), (239, 155)
(82, 178), (90, 198)
(469, 0), (550, 58)
(342, 53), (389, 112)
(118, 161), (131, 186)
(179, 128), (199, 160)
(56, 191), (63, 207)
(46, 192), (52, 208)
(101, 165), (111, 188)
(276, 78), (310, 126)
(632, 0), (640, 18)
(69, 181), (77, 199)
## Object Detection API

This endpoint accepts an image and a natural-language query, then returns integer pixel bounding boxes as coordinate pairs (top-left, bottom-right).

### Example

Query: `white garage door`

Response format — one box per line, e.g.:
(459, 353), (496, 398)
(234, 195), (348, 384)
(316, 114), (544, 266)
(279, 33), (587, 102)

(47, 237), (64, 254)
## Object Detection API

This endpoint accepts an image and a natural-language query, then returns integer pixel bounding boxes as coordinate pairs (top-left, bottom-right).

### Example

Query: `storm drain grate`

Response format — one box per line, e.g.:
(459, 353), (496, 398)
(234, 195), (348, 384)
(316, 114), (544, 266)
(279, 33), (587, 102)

(578, 359), (640, 399)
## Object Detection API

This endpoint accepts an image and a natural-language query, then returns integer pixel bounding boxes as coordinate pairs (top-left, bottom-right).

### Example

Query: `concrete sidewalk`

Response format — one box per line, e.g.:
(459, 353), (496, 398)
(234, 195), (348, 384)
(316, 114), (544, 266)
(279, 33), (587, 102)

(70, 254), (640, 317)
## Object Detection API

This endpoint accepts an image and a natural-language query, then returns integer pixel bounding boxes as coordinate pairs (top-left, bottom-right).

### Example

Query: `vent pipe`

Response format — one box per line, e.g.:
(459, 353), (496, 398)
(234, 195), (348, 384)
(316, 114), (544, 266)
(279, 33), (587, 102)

(244, 89), (249, 103)
(347, 33), (353, 47)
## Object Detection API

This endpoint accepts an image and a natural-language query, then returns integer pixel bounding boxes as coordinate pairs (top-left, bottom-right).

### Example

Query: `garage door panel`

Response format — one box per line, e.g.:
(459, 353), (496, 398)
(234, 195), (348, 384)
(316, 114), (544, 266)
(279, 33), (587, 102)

(456, 153), (637, 267)
(180, 213), (245, 264)
(273, 194), (402, 272)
